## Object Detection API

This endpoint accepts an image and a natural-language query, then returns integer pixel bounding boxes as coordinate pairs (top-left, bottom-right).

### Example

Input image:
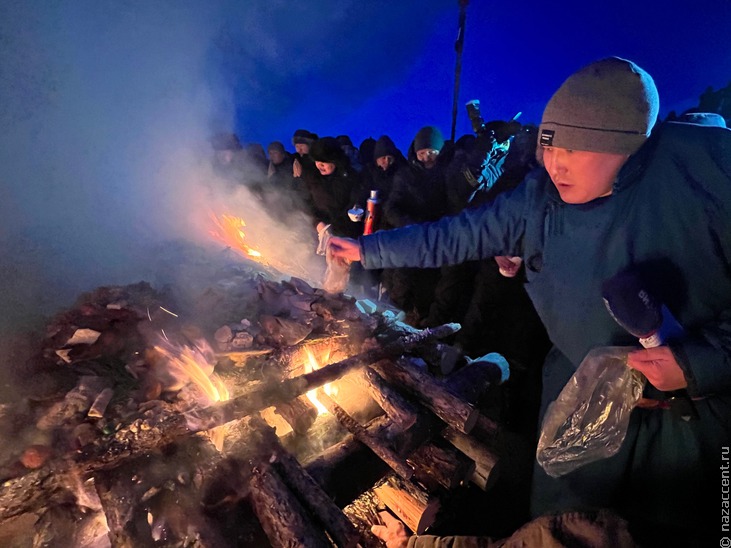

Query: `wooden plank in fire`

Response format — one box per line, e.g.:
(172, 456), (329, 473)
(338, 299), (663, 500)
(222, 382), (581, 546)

(371, 358), (479, 435)
(0, 323), (460, 522)
(316, 390), (414, 481)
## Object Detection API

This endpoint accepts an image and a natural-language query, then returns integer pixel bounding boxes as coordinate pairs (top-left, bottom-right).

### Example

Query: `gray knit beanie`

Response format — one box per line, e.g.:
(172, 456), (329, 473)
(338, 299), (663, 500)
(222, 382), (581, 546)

(539, 57), (659, 155)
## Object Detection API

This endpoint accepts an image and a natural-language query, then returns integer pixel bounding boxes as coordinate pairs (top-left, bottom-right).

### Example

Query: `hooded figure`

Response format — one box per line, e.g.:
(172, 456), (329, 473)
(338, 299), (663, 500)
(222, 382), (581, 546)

(303, 137), (362, 238)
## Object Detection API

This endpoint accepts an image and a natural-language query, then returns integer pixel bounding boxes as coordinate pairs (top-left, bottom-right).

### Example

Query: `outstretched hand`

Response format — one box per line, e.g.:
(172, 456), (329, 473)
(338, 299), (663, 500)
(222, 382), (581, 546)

(626, 345), (688, 391)
(328, 236), (362, 262)
(371, 512), (410, 548)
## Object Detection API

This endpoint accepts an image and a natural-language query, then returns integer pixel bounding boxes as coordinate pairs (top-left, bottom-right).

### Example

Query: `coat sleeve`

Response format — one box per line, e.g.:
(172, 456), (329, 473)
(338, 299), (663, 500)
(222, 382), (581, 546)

(666, 125), (731, 397)
(359, 181), (531, 270)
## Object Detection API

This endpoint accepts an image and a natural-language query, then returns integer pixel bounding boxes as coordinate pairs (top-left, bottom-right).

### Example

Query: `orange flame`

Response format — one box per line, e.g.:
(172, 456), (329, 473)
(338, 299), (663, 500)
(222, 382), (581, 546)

(209, 212), (266, 262)
(154, 342), (230, 450)
(303, 346), (336, 415)
(154, 344), (228, 404)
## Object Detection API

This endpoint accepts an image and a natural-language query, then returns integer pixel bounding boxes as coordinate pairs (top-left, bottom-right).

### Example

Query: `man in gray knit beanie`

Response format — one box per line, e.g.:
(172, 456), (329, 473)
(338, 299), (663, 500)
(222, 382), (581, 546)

(537, 57), (660, 204)
(331, 56), (730, 547)
(539, 57), (659, 155)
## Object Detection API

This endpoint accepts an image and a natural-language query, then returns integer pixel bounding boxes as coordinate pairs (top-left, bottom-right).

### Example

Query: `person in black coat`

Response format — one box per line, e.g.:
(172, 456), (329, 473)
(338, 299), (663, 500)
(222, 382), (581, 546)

(381, 126), (452, 324)
(303, 137), (362, 239)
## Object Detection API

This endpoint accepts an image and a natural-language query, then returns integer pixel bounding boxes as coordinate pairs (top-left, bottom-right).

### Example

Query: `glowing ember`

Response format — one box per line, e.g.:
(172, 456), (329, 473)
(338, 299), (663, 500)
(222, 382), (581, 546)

(303, 346), (335, 415)
(209, 212), (267, 262)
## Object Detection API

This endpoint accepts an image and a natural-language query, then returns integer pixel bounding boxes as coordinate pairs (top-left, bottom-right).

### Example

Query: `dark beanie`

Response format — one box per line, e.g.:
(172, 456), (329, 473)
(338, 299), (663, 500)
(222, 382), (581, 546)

(336, 135), (354, 147)
(309, 137), (348, 165)
(373, 135), (400, 160)
(292, 129), (318, 146)
(413, 126), (445, 152)
(211, 132), (242, 151)
(539, 57), (659, 155)
(267, 141), (286, 153)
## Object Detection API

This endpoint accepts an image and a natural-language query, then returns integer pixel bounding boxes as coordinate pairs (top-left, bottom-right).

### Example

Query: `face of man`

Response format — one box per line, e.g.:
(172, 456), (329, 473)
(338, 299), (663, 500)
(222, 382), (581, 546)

(376, 155), (395, 171)
(269, 149), (285, 165)
(295, 143), (310, 156)
(416, 148), (439, 169)
(542, 146), (629, 204)
(315, 161), (336, 176)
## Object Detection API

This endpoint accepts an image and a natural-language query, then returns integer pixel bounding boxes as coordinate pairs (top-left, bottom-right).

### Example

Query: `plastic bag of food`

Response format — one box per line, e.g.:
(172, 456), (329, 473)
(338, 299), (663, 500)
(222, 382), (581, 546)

(316, 225), (351, 293)
(536, 346), (644, 477)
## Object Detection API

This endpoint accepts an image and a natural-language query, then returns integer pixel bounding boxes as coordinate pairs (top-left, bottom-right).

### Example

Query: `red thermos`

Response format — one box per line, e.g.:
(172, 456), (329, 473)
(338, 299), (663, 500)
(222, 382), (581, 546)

(363, 190), (380, 235)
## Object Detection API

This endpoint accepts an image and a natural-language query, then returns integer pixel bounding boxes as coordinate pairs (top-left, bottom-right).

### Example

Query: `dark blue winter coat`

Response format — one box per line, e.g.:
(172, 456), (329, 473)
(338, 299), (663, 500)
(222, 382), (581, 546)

(358, 121), (731, 541)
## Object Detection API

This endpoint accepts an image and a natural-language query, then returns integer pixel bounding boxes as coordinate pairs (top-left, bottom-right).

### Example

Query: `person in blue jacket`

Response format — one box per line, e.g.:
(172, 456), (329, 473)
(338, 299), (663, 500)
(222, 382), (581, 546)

(329, 57), (731, 545)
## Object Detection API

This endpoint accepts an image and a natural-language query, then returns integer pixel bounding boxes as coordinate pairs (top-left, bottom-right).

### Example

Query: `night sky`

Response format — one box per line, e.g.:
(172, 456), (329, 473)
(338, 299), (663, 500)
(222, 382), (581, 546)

(0, 1), (729, 352)
(222, 0), (731, 149)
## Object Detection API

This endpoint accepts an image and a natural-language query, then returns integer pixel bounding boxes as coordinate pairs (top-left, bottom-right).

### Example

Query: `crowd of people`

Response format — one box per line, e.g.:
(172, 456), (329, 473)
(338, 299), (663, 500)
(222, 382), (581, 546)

(211, 57), (729, 547)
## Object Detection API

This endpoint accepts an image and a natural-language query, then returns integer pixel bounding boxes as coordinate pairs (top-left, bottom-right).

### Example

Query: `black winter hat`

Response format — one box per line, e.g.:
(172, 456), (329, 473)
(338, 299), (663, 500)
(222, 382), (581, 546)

(336, 135), (354, 148)
(413, 126), (444, 152)
(292, 129), (318, 146)
(267, 141), (286, 153)
(211, 132), (242, 151)
(373, 135), (400, 160)
(309, 137), (348, 165)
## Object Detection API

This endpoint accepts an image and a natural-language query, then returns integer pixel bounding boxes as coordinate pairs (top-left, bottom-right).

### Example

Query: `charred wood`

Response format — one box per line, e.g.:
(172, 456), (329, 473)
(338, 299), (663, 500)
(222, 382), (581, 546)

(303, 415), (392, 491)
(317, 390), (414, 481)
(407, 442), (475, 491)
(440, 426), (499, 491)
(248, 463), (332, 548)
(372, 358), (479, 434)
(0, 324), (458, 522)
(355, 367), (418, 431)
(247, 415), (360, 548)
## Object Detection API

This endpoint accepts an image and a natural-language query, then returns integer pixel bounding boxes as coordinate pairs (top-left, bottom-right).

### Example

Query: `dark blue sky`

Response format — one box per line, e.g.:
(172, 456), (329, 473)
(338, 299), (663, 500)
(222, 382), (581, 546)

(0, 0), (729, 339)
(223, 1), (731, 151)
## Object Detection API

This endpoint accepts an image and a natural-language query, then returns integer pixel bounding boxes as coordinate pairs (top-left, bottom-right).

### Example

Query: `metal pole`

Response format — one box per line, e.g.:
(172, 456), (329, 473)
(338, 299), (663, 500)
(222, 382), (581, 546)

(450, 0), (469, 142)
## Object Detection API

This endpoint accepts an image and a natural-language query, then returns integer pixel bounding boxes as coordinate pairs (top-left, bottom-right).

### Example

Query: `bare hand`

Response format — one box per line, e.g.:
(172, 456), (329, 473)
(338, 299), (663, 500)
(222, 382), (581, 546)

(328, 236), (362, 262)
(626, 346), (688, 391)
(495, 256), (522, 278)
(293, 158), (302, 178)
(371, 512), (410, 548)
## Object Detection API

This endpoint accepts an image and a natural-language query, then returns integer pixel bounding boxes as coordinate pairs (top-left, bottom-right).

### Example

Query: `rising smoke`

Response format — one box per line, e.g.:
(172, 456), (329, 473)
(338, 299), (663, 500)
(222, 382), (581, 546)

(0, 2), (332, 396)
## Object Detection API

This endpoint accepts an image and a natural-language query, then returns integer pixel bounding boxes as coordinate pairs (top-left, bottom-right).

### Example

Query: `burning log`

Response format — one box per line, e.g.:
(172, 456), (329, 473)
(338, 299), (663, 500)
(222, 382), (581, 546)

(407, 442), (475, 491)
(373, 474), (441, 535)
(184, 322), (460, 434)
(273, 396), (318, 434)
(316, 390), (414, 481)
(372, 358), (479, 434)
(247, 415), (360, 548)
(440, 426), (499, 491)
(0, 324), (459, 523)
(355, 367), (418, 431)
(303, 415), (393, 490)
(248, 463), (332, 547)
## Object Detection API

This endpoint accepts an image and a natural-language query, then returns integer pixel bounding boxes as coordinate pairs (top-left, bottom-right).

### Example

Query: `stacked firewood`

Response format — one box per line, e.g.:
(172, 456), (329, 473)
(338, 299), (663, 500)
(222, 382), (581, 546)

(0, 266), (505, 547)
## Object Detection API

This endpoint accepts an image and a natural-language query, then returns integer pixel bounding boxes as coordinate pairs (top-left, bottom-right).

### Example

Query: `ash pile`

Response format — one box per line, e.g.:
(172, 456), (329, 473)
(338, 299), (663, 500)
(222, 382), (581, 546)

(0, 253), (507, 548)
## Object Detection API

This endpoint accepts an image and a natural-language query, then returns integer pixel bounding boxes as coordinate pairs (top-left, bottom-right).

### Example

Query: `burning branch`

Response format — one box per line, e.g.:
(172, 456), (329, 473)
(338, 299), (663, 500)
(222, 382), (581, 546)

(0, 323), (460, 521)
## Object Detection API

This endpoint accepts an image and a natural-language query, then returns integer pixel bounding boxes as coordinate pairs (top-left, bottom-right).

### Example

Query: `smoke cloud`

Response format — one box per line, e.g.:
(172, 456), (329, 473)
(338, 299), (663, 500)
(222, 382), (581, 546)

(0, 2), (338, 395)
